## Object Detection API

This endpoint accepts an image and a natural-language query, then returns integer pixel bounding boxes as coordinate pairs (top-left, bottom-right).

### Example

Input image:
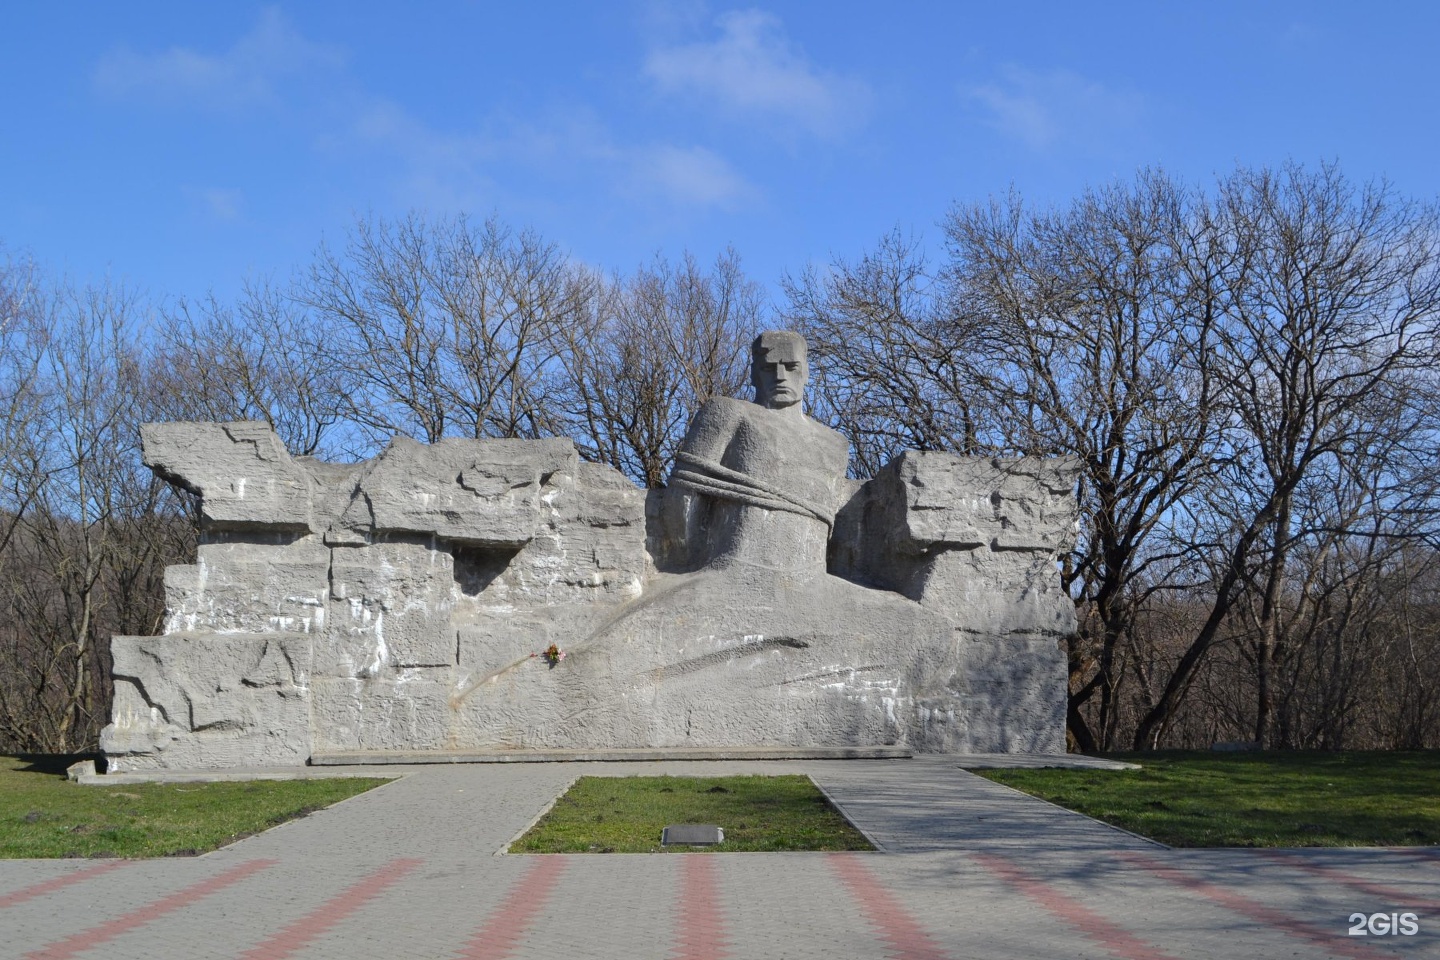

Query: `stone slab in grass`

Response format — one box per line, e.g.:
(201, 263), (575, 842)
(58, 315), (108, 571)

(509, 774), (874, 853)
(662, 824), (724, 846)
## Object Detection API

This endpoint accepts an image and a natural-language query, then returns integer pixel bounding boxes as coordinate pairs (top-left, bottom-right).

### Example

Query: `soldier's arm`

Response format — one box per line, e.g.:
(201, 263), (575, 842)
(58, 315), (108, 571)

(672, 397), (745, 468)
(657, 397), (746, 570)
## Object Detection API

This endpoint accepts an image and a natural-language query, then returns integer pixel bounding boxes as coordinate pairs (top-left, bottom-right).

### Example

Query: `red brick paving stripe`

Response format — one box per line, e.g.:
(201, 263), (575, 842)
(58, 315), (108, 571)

(22, 858), (276, 960)
(237, 857), (423, 960)
(1118, 852), (1393, 960)
(971, 852), (1184, 960)
(1262, 850), (1440, 914)
(672, 855), (729, 960)
(1393, 847), (1440, 864)
(454, 856), (569, 960)
(0, 860), (128, 909)
(827, 853), (951, 960)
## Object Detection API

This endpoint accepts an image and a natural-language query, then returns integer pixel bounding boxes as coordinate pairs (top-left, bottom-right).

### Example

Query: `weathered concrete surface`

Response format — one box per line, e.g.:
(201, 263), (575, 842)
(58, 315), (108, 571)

(104, 342), (1078, 771)
(305, 746), (913, 765)
(142, 421), (316, 532)
(437, 568), (965, 755)
(340, 436), (578, 545)
(162, 535), (330, 636)
(105, 632), (312, 770)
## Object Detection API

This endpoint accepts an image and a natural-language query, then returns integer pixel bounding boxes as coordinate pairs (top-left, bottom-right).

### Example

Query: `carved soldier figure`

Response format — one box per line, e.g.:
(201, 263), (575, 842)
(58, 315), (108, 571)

(665, 330), (849, 577)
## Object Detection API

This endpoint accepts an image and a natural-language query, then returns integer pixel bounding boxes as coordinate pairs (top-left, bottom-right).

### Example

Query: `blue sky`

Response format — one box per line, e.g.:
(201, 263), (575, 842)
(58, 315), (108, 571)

(3, 2), (1437, 305)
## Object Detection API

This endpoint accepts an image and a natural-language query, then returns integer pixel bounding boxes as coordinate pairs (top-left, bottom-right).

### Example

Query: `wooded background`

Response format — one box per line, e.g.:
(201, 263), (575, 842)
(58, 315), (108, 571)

(4, 163), (1438, 754)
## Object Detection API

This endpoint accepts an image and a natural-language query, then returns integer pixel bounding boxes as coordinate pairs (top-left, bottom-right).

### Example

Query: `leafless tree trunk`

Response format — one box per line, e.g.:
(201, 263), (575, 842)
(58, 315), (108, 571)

(0, 253), (48, 558)
(1133, 163), (1440, 749)
(0, 277), (176, 752)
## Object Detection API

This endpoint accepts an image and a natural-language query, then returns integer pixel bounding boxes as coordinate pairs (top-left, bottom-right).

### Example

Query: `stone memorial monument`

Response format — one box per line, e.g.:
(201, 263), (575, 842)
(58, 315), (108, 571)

(101, 332), (1079, 772)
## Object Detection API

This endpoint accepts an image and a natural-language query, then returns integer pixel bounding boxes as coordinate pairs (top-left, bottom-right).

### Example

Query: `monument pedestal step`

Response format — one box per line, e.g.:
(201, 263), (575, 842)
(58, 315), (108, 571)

(309, 745), (913, 765)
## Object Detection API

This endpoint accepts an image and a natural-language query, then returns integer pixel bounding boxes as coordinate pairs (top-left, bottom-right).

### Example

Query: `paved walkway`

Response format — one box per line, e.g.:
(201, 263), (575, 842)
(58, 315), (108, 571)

(2, 758), (1436, 958)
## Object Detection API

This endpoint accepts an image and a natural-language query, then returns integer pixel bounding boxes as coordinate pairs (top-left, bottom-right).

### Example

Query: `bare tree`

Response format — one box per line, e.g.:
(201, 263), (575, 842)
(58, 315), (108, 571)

(297, 214), (583, 450)
(0, 279), (174, 752)
(788, 174), (1232, 751)
(943, 174), (1233, 752)
(1133, 164), (1440, 749)
(784, 231), (986, 476)
(787, 165), (1440, 753)
(152, 280), (349, 457)
(1371, 550), (1440, 748)
(557, 251), (760, 487)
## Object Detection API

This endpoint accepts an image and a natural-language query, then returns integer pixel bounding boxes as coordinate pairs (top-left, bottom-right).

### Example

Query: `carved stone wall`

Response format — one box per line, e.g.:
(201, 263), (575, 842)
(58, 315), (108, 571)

(102, 422), (1078, 771)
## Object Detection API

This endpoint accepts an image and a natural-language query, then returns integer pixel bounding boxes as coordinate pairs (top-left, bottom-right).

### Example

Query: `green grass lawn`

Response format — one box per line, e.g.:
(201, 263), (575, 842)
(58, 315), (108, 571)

(0, 755), (390, 858)
(510, 774), (874, 853)
(974, 750), (1440, 848)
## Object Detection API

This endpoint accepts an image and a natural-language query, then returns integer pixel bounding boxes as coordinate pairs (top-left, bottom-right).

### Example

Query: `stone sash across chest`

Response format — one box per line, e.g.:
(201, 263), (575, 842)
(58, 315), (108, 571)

(670, 450), (835, 529)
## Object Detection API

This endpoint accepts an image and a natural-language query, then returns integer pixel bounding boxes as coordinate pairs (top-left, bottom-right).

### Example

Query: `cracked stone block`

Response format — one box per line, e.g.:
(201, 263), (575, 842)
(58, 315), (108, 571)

(356, 435), (578, 545)
(100, 632), (312, 772)
(142, 421), (317, 532)
(892, 451), (1081, 553)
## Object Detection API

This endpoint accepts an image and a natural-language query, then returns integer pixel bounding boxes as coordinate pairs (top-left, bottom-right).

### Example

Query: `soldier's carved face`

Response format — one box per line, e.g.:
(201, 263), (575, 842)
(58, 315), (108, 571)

(753, 339), (808, 409)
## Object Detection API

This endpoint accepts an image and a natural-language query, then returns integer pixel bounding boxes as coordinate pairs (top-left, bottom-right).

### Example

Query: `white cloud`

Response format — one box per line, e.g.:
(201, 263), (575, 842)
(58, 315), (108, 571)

(962, 66), (1143, 152)
(353, 98), (754, 215)
(92, 8), (755, 219)
(645, 9), (872, 138)
(628, 144), (756, 210)
(93, 7), (344, 111)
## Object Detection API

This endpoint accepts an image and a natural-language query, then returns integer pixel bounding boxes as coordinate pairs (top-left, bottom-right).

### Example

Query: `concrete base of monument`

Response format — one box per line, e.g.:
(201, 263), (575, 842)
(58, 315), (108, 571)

(102, 565), (1067, 773)
(308, 745), (914, 765)
(359, 568), (1027, 761)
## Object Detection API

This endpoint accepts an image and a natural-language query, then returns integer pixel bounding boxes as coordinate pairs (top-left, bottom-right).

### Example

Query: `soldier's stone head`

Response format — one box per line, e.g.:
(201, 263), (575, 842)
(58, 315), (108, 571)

(751, 330), (808, 410)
